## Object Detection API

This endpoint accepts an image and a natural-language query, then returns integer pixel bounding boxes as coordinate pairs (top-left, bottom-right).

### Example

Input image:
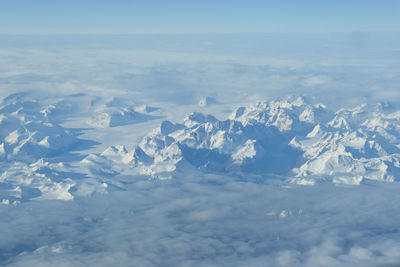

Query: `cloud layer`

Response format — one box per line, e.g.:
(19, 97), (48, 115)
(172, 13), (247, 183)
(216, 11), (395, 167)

(2, 175), (400, 266)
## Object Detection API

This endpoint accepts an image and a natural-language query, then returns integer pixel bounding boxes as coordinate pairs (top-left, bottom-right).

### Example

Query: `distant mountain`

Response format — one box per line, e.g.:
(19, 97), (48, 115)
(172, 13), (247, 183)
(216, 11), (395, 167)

(0, 96), (84, 202)
(0, 93), (160, 202)
(1, 93), (400, 204)
(0, 97), (79, 161)
(290, 102), (400, 185)
(87, 106), (157, 128)
(85, 96), (400, 185)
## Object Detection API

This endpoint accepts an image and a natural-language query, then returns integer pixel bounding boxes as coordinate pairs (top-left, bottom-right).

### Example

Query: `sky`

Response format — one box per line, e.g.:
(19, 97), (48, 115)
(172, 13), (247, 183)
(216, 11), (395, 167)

(1, 0), (400, 34)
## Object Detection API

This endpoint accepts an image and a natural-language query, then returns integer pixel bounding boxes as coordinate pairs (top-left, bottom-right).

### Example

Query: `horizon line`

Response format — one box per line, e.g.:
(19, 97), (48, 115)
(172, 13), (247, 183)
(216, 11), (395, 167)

(1, 30), (399, 36)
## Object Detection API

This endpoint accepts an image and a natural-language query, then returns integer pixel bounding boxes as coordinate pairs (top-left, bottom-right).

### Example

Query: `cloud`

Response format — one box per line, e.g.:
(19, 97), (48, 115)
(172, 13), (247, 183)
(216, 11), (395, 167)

(2, 175), (400, 266)
(1, 34), (400, 111)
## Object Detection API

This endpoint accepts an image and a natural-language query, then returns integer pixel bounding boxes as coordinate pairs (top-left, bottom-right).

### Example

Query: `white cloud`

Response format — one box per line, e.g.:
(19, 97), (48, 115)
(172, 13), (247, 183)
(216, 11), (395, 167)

(2, 175), (400, 266)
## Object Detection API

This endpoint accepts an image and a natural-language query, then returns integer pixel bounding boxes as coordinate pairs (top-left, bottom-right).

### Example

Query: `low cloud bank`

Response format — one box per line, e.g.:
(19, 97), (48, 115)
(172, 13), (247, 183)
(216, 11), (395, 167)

(2, 174), (400, 266)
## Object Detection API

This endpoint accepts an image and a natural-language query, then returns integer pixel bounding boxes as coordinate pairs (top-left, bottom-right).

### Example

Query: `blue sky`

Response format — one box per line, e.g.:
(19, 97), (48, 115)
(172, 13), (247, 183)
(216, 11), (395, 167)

(0, 0), (399, 34)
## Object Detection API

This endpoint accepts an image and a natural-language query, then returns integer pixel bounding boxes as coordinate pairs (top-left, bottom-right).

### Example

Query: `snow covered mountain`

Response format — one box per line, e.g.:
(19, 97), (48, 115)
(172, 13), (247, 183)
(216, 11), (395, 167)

(290, 102), (400, 185)
(84, 96), (400, 184)
(82, 96), (318, 179)
(0, 95), (83, 202)
(0, 93), (162, 202)
(87, 99), (159, 128)
(1, 93), (400, 205)
(0, 94), (81, 161)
